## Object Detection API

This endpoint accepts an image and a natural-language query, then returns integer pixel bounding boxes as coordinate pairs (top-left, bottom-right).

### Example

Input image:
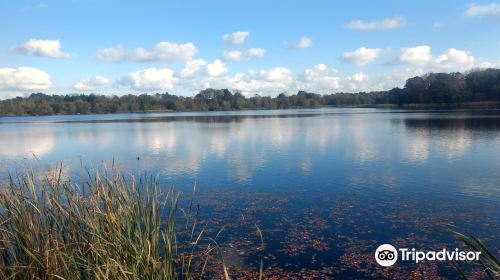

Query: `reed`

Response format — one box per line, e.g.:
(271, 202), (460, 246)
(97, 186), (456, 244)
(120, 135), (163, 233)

(444, 224), (500, 280)
(0, 167), (216, 280)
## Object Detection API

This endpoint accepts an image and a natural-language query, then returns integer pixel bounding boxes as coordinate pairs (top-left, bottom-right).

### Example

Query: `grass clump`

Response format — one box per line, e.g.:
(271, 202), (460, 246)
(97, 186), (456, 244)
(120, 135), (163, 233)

(444, 224), (500, 280)
(0, 167), (214, 279)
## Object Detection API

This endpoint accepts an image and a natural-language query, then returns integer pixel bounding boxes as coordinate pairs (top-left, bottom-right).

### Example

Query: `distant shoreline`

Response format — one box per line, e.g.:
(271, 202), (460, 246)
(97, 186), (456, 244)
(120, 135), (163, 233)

(2, 102), (500, 118)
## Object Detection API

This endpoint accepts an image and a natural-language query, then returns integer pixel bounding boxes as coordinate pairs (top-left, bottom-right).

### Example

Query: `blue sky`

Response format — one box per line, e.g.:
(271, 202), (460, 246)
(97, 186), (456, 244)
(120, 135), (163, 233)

(0, 0), (499, 97)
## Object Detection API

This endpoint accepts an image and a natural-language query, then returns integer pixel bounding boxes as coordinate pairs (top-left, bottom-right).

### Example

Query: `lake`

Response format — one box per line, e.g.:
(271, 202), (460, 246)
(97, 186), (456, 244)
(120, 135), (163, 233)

(1, 108), (499, 279)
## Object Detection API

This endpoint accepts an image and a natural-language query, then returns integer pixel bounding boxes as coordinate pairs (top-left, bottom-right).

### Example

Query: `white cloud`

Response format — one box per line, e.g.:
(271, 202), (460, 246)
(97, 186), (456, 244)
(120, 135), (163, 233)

(301, 64), (341, 93)
(222, 48), (266, 61)
(346, 72), (369, 91)
(348, 72), (367, 83)
(184, 64), (422, 96)
(341, 47), (382, 66)
(130, 42), (197, 62)
(73, 75), (110, 91)
(477, 60), (500, 68)
(434, 48), (475, 70)
(285, 36), (313, 49)
(186, 63), (411, 96)
(0, 67), (51, 92)
(399, 45), (432, 65)
(247, 48), (266, 57)
(96, 42), (196, 63)
(222, 50), (244, 61)
(13, 39), (70, 58)
(222, 31), (250, 44)
(222, 74), (290, 96)
(120, 68), (177, 91)
(399, 45), (475, 71)
(179, 59), (207, 78)
(196, 65), (373, 96)
(260, 67), (293, 82)
(345, 17), (404, 30)
(96, 46), (125, 63)
(304, 63), (329, 76)
(189, 67), (294, 96)
(207, 59), (228, 77)
(464, 3), (500, 17)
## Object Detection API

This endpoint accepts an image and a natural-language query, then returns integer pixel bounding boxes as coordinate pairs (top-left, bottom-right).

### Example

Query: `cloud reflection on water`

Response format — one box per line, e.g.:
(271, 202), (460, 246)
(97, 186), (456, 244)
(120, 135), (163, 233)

(1, 110), (500, 190)
(0, 126), (55, 159)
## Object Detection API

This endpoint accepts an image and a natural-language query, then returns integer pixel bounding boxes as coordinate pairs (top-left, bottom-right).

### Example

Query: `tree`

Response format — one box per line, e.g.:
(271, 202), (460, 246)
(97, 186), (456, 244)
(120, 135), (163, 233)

(404, 76), (428, 103)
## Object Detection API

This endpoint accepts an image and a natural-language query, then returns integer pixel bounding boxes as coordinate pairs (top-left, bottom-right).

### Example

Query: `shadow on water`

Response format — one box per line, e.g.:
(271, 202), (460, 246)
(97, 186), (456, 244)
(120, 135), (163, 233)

(57, 113), (323, 124)
(400, 115), (500, 131)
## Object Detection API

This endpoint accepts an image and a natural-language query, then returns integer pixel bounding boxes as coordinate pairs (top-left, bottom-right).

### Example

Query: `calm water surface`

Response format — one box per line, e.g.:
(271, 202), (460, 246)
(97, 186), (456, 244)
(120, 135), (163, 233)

(1, 108), (499, 278)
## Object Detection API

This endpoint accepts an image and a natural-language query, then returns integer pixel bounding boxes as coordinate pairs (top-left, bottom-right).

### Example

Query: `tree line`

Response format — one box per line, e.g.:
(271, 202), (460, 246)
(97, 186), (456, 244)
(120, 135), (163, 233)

(1, 68), (500, 116)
